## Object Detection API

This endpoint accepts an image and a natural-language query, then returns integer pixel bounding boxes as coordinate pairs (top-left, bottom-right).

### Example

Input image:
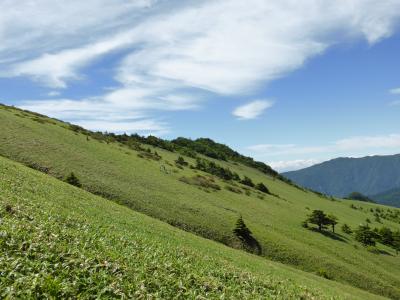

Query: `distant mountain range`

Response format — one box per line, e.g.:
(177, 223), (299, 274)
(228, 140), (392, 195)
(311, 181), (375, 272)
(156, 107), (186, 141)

(283, 154), (400, 207)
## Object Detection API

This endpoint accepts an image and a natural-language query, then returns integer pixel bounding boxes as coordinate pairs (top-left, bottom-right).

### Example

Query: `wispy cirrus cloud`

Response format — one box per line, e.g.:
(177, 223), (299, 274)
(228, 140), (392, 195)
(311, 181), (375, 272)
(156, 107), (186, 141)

(232, 100), (273, 120)
(2, 0), (400, 132)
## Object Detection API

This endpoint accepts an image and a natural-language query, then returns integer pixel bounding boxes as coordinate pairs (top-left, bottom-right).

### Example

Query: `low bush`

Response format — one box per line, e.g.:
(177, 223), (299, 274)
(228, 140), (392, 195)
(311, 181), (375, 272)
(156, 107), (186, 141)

(179, 175), (221, 191)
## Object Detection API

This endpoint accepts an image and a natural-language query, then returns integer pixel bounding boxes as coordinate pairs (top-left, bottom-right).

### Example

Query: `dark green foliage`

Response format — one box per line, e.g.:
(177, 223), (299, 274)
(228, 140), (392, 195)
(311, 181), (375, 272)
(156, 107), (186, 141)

(316, 269), (332, 280)
(354, 225), (378, 246)
(172, 137), (280, 178)
(306, 210), (331, 231)
(64, 172), (81, 188)
(233, 216), (252, 240)
(393, 231), (400, 254)
(195, 158), (240, 181)
(256, 182), (270, 194)
(346, 192), (375, 203)
(341, 224), (352, 234)
(233, 216), (261, 255)
(175, 156), (188, 166)
(326, 214), (338, 233)
(301, 220), (308, 228)
(377, 227), (394, 246)
(241, 176), (255, 187)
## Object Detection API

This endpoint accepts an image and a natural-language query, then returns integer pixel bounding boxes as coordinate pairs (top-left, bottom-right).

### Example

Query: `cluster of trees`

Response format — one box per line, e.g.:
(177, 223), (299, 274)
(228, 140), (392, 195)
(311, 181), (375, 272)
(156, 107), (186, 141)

(67, 123), (309, 195)
(195, 158), (240, 181)
(371, 207), (400, 224)
(194, 158), (271, 194)
(303, 210), (338, 232)
(354, 224), (400, 251)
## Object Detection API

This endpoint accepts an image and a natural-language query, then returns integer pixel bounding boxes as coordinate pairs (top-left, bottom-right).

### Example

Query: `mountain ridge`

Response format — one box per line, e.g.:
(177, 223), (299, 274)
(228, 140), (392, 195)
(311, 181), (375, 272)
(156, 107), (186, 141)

(284, 154), (400, 207)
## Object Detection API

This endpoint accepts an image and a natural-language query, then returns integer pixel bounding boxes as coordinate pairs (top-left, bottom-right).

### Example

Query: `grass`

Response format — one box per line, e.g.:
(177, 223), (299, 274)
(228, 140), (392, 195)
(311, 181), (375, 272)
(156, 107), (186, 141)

(0, 104), (400, 298)
(0, 155), (383, 299)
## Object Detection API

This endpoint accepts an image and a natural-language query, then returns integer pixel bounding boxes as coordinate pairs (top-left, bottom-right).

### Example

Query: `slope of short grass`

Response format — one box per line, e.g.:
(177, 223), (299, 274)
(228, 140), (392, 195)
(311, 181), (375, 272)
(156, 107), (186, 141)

(0, 156), (384, 299)
(1, 104), (400, 298)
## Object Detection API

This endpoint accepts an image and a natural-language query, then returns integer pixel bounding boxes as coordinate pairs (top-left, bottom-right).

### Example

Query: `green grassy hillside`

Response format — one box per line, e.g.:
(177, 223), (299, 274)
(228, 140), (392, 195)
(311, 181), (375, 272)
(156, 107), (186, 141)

(0, 155), (382, 299)
(1, 104), (400, 298)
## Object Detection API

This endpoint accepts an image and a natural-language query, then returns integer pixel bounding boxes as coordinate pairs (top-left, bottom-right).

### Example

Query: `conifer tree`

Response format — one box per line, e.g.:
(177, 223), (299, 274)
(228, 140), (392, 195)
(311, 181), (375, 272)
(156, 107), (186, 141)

(65, 172), (82, 188)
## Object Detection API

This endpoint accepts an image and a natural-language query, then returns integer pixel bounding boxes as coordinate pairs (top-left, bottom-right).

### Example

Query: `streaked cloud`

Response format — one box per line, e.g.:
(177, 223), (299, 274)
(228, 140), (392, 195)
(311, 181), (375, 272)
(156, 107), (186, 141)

(232, 100), (273, 120)
(2, 0), (400, 132)
(248, 133), (400, 157)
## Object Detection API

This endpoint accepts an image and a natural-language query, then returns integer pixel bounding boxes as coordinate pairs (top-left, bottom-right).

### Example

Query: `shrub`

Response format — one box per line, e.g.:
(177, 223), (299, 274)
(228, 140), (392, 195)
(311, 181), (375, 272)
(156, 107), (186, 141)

(255, 182), (270, 194)
(179, 175), (221, 191)
(65, 172), (82, 188)
(137, 151), (161, 161)
(341, 224), (352, 234)
(301, 220), (308, 228)
(175, 156), (188, 166)
(225, 185), (243, 194)
(241, 176), (255, 187)
(378, 227), (394, 246)
(354, 225), (378, 246)
(316, 269), (331, 280)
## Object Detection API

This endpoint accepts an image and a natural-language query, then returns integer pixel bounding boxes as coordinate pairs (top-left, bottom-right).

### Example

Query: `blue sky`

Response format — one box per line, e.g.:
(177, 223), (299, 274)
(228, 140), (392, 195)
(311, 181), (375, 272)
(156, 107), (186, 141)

(1, 0), (400, 171)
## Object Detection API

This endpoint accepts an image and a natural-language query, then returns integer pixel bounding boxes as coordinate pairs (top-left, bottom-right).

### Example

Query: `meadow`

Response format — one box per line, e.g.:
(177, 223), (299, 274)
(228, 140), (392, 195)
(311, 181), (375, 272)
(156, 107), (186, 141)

(1, 104), (399, 298)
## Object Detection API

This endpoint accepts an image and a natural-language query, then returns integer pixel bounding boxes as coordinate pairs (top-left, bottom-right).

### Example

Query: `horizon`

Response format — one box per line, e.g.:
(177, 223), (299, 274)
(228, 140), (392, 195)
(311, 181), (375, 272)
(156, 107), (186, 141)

(1, 1), (400, 172)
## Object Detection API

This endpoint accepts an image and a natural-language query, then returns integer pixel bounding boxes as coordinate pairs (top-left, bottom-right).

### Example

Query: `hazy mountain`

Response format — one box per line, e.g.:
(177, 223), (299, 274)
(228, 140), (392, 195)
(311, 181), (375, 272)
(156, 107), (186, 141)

(371, 187), (400, 208)
(283, 154), (400, 207)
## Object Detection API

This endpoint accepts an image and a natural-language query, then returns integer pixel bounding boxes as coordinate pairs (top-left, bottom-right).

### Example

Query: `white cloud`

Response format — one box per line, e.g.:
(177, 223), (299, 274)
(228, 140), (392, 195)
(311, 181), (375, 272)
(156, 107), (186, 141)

(247, 133), (400, 171)
(389, 87), (400, 94)
(47, 91), (61, 97)
(2, 0), (400, 132)
(232, 100), (273, 120)
(268, 159), (321, 172)
(389, 100), (400, 106)
(248, 134), (400, 157)
(335, 134), (400, 150)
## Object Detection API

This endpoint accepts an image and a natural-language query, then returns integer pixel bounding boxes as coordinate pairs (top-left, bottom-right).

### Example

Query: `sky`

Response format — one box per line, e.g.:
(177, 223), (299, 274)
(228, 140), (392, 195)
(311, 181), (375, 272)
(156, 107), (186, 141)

(1, 0), (400, 172)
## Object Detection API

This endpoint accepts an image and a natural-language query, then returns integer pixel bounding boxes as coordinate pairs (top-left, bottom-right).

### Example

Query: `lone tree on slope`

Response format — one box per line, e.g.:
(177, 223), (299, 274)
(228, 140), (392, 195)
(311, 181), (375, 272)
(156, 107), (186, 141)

(65, 172), (82, 188)
(306, 210), (331, 231)
(233, 216), (252, 241)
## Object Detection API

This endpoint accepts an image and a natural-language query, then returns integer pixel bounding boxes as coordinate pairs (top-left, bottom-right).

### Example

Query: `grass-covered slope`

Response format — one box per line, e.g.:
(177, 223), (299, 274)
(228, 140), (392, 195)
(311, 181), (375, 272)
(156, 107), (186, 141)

(0, 156), (383, 299)
(1, 104), (400, 298)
